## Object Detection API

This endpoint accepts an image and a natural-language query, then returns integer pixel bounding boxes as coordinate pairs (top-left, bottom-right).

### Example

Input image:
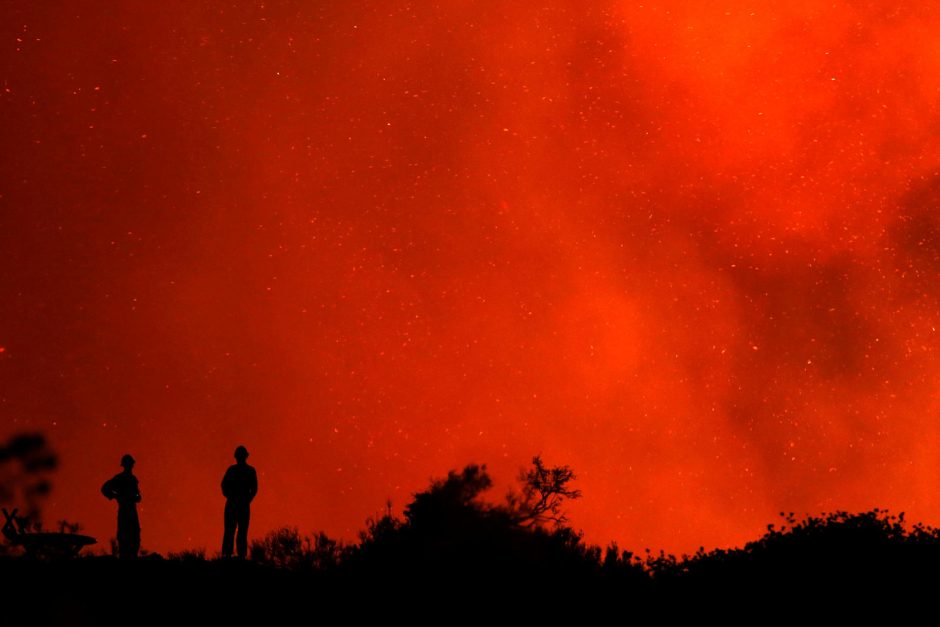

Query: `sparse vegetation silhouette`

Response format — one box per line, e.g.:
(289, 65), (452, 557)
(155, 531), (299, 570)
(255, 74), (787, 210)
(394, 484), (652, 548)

(5, 453), (940, 622)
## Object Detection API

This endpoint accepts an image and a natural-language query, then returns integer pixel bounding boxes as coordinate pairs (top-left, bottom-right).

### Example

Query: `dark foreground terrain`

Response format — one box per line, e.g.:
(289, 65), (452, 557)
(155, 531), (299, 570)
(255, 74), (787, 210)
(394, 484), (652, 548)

(5, 511), (940, 625)
(6, 465), (940, 624)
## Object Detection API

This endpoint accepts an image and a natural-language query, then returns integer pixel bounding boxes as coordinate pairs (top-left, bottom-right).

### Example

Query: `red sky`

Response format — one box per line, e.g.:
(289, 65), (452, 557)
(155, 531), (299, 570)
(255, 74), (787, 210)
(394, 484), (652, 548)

(3, 1), (940, 555)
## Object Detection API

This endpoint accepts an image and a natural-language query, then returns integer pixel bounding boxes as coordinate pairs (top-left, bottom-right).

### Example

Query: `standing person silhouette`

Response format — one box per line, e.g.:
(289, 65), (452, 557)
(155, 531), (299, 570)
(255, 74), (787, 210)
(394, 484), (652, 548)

(221, 445), (257, 559)
(101, 454), (141, 560)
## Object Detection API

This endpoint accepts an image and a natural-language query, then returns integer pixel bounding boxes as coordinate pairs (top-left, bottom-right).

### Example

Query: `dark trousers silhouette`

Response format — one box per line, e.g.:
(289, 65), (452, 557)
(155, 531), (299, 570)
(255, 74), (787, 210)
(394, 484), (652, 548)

(117, 505), (140, 559)
(222, 500), (250, 558)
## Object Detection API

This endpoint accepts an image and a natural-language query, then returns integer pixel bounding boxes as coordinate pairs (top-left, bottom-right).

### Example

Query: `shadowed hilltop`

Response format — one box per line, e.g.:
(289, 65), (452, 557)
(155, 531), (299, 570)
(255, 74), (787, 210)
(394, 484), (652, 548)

(4, 450), (940, 623)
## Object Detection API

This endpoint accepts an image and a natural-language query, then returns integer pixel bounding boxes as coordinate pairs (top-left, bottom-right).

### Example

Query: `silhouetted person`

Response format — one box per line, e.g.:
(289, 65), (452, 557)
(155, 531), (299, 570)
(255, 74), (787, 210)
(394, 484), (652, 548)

(221, 445), (257, 558)
(101, 454), (141, 560)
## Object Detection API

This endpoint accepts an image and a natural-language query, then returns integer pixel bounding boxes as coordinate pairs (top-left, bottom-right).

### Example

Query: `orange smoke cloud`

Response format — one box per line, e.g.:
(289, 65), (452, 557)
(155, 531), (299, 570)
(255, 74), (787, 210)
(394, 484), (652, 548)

(2, 2), (940, 554)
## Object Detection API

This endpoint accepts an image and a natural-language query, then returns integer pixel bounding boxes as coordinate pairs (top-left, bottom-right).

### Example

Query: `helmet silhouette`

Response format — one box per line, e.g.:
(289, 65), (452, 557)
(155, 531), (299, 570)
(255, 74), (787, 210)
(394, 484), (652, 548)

(120, 454), (135, 468)
(234, 446), (249, 461)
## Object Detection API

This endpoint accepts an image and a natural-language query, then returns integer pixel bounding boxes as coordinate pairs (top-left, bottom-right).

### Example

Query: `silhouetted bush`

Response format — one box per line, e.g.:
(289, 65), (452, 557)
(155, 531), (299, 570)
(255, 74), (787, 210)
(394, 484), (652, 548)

(642, 508), (940, 600)
(249, 526), (345, 571)
(168, 547), (207, 562)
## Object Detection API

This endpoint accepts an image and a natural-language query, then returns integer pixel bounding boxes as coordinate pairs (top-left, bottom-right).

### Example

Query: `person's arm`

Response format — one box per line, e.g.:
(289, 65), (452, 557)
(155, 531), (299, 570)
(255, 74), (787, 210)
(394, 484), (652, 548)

(248, 468), (258, 502)
(221, 468), (231, 498)
(101, 478), (115, 500)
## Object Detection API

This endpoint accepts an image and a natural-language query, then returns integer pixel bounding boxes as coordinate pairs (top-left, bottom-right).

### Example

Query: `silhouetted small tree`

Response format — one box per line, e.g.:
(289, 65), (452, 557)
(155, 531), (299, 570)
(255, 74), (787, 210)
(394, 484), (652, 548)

(506, 456), (581, 527)
(0, 433), (58, 530)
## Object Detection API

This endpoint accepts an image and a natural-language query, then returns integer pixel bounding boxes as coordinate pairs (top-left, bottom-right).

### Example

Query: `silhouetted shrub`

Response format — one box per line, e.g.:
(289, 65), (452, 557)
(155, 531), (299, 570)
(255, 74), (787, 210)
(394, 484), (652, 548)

(249, 526), (345, 571)
(642, 508), (940, 598)
(168, 547), (207, 562)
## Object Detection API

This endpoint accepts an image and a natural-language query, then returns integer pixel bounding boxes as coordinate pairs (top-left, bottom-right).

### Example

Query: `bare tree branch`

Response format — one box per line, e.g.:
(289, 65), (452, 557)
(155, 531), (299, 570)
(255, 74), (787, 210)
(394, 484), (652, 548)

(508, 456), (581, 527)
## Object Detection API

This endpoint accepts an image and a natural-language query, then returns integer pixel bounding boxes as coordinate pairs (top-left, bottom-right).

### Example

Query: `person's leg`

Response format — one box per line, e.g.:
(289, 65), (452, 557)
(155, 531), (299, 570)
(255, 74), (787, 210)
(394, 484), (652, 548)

(126, 526), (140, 559)
(235, 503), (250, 558)
(116, 514), (128, 559)
(222, 501), (236, 557)
(117, 515), (138, 559)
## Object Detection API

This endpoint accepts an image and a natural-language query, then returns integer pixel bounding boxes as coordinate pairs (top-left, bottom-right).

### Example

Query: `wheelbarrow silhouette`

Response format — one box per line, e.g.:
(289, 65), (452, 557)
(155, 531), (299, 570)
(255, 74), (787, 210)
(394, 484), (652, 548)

(2, 507), (96, 558)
